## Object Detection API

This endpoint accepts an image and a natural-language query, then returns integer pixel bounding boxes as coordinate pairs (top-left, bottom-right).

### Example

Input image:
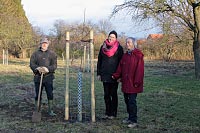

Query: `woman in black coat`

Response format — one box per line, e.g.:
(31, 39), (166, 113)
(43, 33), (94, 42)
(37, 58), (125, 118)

(97, 30), (124, 119)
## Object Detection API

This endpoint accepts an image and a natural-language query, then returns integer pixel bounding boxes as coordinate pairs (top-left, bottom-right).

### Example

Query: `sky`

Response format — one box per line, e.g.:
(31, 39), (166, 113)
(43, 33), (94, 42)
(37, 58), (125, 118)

(21, 0), (161, 38)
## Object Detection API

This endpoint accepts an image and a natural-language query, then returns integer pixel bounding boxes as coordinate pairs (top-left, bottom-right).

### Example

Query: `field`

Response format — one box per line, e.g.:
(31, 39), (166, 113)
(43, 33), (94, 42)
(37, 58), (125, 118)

(0, 59), (199, 133)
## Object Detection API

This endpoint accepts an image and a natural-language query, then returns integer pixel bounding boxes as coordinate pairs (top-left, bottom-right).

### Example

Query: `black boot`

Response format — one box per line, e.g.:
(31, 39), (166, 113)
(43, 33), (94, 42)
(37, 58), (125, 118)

(48, 100), (56, 116)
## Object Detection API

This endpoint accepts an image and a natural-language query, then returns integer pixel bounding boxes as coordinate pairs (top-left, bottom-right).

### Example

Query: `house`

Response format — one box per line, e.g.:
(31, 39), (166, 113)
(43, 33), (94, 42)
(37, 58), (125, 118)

(147, 34), (164, 40)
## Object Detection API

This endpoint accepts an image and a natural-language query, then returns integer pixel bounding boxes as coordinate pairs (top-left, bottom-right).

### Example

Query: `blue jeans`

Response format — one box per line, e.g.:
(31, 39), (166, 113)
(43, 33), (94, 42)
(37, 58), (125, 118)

(35, 81), (54, 101)
(124, 93), (137, 123)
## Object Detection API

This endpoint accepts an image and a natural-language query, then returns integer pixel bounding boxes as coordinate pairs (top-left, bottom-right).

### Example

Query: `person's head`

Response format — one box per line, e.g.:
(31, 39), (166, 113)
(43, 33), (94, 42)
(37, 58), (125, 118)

(40, 37), (49, 51)
(126, 37), (137, 50)
(108, 30), (117, 43)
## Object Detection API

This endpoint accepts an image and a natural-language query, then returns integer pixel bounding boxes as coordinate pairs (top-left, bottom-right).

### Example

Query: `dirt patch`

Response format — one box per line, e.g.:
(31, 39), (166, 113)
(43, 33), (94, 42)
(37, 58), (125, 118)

(0, 84), (93, 123)
(145, 60), (194, 76)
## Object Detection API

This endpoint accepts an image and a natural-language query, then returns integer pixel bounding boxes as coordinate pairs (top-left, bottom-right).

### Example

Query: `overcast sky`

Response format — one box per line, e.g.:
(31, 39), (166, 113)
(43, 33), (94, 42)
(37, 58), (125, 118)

(21, 0), (161, 38)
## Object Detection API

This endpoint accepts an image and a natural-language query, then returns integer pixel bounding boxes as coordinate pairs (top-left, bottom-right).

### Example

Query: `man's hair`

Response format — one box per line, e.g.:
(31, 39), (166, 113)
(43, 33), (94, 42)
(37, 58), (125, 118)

(40, 37), (49, 44)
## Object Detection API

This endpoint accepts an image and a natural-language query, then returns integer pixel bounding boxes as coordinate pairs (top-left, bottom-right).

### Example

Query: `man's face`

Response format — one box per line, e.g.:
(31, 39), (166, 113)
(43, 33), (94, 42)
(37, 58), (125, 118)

(126, 39), (135, 50)
(108, 34), (117, 43)
(41, 42), (49, 51)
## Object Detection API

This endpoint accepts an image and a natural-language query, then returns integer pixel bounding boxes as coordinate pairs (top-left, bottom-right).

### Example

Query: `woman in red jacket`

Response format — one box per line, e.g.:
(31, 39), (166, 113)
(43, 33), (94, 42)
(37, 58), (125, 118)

(112, 37), (144, 128)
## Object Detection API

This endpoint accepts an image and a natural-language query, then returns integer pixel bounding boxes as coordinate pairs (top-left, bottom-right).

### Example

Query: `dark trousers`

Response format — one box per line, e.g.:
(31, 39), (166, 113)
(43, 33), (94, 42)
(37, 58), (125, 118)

(124, 93), (137, 123)
(34, 81), (54, 101)
(103, 82), (118, 117)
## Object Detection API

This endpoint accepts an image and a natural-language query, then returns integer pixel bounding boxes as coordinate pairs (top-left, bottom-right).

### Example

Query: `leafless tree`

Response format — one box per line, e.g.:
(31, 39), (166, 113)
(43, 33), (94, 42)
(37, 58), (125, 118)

(97, 19), (113, 35)
(112, 0), (200, 79)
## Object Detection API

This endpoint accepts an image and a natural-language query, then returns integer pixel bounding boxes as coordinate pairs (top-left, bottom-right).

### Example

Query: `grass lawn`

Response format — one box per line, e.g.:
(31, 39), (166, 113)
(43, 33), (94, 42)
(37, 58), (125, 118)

(0, 59), (199, 133)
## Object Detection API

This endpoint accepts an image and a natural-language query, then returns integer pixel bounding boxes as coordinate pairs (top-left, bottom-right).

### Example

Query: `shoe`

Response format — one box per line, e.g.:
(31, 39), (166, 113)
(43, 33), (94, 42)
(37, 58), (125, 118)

(127, 123), (138, 128)
(108, 116), (115, 120)
(122, 118), (131, 124)
(102, 115), (109, 119)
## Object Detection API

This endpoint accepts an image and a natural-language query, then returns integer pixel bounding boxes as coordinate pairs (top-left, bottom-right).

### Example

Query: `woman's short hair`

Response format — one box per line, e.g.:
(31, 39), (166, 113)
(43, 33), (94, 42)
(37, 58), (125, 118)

(126, 37), (137, 48)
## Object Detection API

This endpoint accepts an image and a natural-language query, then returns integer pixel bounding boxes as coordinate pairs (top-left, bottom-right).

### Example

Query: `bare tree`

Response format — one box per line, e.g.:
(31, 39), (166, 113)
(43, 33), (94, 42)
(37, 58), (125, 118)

(97, 19), (113, 35)
(112, 0), (200, 79)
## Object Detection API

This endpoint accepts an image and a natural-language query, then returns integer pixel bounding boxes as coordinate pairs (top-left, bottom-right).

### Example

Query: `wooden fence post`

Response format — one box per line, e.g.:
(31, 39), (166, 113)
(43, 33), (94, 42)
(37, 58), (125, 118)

(90, 30), (95, 122)
(3, 49), (5, 65)
(65, 31), (70, 120)
(83, 45), (86, 72)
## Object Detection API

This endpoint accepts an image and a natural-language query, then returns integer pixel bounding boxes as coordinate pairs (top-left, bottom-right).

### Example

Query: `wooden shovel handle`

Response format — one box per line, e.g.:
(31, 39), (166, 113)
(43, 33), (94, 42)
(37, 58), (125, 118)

(37, 73), (44, 111)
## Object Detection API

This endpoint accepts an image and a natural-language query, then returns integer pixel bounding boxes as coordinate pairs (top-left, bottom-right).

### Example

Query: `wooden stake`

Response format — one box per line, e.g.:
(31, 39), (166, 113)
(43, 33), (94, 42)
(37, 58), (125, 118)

(83, 46), (86, 72)
(90, 30), (95, 122)
(65, 31), (70, 120)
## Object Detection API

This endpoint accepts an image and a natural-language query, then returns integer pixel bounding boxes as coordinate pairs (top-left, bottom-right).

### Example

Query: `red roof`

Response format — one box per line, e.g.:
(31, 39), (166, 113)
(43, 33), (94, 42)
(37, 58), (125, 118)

(147, 34), (163, 40)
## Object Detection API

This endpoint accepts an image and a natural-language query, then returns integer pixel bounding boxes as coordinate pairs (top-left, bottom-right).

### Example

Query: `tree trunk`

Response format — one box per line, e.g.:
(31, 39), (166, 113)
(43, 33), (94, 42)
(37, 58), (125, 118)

(193, 41), (200, 79)
(193, 5), (200, 79)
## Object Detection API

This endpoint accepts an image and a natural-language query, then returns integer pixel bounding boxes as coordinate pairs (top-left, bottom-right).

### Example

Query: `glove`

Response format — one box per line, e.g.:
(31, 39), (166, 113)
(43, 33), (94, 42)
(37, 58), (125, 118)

(40, 67), (49, 74)
(34, 67), (42, 74)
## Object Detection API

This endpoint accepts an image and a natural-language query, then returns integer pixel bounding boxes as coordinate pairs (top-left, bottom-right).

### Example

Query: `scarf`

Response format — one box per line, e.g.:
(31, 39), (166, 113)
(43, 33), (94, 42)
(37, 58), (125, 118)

(102, 39), (119, 57)
(127, 48), (135, 55)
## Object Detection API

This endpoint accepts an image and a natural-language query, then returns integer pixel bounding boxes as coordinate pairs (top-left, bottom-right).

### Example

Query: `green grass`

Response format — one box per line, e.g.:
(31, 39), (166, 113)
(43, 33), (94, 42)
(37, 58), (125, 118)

(0, 59), (199, 133)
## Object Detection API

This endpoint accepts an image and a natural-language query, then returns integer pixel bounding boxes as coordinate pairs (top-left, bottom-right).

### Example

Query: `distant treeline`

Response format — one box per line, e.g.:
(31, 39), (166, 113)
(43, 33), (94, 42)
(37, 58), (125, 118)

(0, 0), (193, 61)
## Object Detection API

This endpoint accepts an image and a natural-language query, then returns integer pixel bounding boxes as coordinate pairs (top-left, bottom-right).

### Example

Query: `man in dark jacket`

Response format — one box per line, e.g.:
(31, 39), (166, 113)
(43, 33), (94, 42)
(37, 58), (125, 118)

(97, 30), (124, 119)
(30, 37), (57, 116)
(112, 37), (144, 128)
